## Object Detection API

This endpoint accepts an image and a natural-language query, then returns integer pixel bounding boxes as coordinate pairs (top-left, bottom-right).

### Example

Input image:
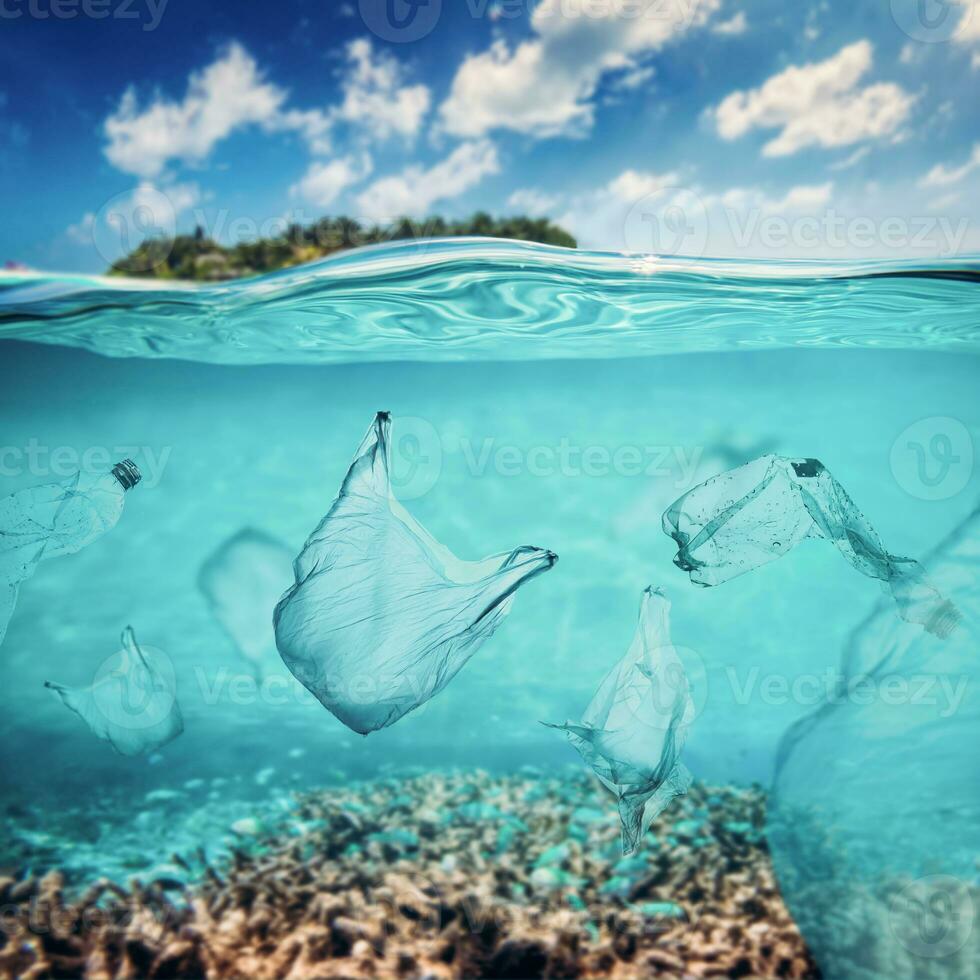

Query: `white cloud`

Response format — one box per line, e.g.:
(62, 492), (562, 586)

(918, 143), (980, 187)
(712, 182), (834, 214)
(439, 0), (721, 138)
(556, 168), (683, 250)
(507, 188), (560, 214)
(829, 146), (871, 170)
(928, 192), (962, 209)
(333, 39), (430, 140)
(607, 169), (681, 201)
(712, 41), (914, 157)
(954, 0), (980, 42)
(290, 155), (373, 207)
(899, 42), (919, 65)
(104, 44), (288, 178)
(103, 38), (430, 181)
(612, 64), (656, 91)
(356, 141), (499, 221)
(711, 11), (747, 35)
(131, 180), (201, 215)
(66, 212), (96, 244)
(557, 169), (839, 253)
(273, 107), (333, 156)
(65, 181), (202, 260)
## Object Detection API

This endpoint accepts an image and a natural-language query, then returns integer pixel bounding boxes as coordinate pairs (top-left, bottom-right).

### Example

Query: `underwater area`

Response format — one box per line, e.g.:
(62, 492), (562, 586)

(0, 241), (978, 979)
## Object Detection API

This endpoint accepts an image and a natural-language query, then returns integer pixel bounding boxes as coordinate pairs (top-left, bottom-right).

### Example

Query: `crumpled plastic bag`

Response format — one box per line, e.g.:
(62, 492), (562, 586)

(0, 460), (140, 648)
(546, 587), (694, 854)
(45, 626), (183, 757)
(768, 501), (980, 979)
(198, 528), (294, 679)
(663, 454), (960, 637)
(274, 412), (557, 735)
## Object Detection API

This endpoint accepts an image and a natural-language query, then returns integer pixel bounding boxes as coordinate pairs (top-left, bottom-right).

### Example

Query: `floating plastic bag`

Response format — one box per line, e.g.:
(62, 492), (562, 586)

(198, 528), (294, 679)
(768, 503), (980, 979)
(45, 627), (183, 757)
(274, 412), (557, 735)
(0, 460), (141, 648)
(546, 588), (694, 854)
(663, 455), (959, 637)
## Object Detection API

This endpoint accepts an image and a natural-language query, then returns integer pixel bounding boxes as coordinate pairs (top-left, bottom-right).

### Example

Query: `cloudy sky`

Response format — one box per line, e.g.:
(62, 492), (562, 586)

(2, 0), (979, 270)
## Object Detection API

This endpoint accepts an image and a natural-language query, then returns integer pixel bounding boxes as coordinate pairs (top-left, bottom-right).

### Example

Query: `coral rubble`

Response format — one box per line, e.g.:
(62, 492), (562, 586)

(0, 771), (818, 979)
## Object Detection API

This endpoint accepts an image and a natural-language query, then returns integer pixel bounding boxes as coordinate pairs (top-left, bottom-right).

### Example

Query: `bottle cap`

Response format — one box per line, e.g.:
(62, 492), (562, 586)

(111, 459), (142, 491)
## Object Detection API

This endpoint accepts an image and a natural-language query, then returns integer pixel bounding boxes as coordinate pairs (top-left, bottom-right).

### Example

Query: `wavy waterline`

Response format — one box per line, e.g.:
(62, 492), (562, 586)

(1, 239), (978, 364)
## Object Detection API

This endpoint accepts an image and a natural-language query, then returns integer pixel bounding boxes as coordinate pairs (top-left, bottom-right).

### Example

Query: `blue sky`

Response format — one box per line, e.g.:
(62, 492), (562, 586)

(2, 0), (979, 271)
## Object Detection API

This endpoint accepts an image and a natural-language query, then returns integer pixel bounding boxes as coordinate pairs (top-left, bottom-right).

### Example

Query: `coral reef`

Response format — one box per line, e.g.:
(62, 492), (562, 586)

(0, 771), (818, 979)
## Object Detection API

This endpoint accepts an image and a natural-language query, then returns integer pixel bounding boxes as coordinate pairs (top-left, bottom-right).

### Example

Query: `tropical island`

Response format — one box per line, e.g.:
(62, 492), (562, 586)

(110, 213), (577, 280)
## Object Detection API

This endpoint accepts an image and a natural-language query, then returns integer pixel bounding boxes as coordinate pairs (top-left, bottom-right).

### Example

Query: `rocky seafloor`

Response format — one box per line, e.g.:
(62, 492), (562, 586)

(0, 770), (818, 979)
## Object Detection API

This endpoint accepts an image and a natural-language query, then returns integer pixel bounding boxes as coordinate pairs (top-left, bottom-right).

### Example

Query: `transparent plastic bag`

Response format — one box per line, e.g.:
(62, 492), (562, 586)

(198, 528), (294, 679)
(663, 455), (959, 636)
(547, 588), (693, 854)
(46, 626), (183, 758)
(274, 412), (557, 734)
(768, 502), (980, 979)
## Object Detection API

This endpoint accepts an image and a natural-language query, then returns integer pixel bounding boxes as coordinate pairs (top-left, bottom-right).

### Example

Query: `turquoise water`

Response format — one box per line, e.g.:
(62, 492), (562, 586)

(1, 240), (978, 978)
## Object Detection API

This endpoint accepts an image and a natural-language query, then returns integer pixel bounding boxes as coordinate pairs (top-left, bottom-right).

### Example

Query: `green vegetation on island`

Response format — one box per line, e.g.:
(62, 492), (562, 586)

(109, 213), (577, 280)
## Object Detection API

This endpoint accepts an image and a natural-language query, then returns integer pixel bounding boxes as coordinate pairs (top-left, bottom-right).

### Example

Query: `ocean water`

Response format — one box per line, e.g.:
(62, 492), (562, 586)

(0, 240), (978, 979)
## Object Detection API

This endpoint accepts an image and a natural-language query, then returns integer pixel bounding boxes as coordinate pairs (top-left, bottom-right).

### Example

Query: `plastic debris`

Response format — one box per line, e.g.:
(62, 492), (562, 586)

(198, 528), (294, 678)
(546, 587), (694, 855)
(0, 460), (141, 648)
(768, 502), (980, 980)
(45, 627), (183, 757)
(274, 412), (557, 735)
(663, 454), (960, 637)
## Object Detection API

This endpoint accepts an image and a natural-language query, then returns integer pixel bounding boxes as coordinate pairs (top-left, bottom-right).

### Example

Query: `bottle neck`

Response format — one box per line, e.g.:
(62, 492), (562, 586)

(111, 459), (142, 491)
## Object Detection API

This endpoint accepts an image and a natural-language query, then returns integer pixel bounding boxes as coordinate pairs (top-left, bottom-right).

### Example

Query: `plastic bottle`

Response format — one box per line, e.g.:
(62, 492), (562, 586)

(0, 459), (141, 647)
